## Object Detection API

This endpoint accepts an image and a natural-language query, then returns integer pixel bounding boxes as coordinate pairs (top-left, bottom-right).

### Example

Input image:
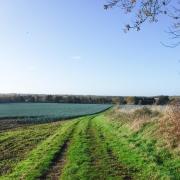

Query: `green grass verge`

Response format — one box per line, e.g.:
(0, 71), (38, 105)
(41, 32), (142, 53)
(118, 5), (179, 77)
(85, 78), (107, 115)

(93, 114), (180, 179)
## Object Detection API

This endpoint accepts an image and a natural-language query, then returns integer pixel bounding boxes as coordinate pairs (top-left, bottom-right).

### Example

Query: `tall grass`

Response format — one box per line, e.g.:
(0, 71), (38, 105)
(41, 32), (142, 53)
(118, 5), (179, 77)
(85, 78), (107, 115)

(108, 105), (180, 149)
(94, 115), (180, 179)
(159, 101), (180, 148)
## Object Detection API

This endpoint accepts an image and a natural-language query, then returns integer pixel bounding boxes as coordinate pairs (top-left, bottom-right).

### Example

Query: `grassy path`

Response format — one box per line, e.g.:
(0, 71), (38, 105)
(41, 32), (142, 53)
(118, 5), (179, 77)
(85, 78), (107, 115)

(1, 113), (179, 179)
(88, 117), (133, 179)
(60, 116), (93, 179)
(61, 116), (133, 180)
(39, 121), (78, 180)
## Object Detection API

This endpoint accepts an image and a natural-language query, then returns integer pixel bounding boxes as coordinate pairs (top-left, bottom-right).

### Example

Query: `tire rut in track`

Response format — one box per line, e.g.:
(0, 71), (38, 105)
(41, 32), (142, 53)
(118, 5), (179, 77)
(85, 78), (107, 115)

(87, 119), (133, 179)
(106, 146), (133, 180)
(39, 122), (78, 180)
(86, 120), (103, 175)
(99, 132), (133, 180)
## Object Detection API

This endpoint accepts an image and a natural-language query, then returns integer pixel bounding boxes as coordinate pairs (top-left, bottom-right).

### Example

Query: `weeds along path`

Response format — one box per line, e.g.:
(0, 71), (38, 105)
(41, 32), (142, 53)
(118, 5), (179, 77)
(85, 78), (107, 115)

(1, 119), (79, 180)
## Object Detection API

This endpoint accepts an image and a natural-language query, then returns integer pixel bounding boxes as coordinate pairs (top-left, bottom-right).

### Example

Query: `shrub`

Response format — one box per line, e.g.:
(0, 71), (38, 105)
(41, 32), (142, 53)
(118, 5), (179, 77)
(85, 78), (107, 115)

(125, 96), (138, 105)
(155, 96), (169, 105)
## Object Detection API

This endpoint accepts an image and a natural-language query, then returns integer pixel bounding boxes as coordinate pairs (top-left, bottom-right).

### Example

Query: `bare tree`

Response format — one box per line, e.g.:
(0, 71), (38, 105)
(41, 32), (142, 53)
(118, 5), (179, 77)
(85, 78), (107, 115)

(104, 0), (180, 46)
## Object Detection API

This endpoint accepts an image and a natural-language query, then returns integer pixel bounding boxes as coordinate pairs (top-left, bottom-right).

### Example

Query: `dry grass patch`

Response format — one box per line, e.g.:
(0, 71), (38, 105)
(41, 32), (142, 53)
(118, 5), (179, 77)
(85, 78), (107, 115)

(107, 106), (160, 131)
(130, 107), (160, 131)
(159, 101), (180, 148)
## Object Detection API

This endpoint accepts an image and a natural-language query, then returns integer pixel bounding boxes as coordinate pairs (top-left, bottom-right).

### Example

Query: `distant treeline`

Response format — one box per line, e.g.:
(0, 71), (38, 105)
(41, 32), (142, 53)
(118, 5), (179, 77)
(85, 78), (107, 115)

(0, 94), (178, 105)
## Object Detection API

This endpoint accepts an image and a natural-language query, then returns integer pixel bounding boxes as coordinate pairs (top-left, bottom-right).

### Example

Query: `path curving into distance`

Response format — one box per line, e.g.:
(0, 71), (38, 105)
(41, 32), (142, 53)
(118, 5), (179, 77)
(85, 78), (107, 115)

(1, 115), (134, 180)
(1, 113), (179, 179)
(39, 116), (133, 180)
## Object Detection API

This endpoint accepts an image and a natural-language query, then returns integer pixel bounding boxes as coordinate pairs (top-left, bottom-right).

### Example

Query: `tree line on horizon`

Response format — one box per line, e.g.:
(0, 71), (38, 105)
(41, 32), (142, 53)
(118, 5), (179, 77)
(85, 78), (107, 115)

(0, 94), (175, 105)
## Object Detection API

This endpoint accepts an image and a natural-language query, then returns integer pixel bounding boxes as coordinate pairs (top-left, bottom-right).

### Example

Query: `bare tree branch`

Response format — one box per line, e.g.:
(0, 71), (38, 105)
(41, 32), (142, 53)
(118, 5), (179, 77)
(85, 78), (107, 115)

(104, 0), (180, 46)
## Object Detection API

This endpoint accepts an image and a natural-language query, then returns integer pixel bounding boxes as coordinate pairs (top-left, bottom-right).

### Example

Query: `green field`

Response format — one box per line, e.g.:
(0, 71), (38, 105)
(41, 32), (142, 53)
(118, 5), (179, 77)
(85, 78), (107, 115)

(0, 103), (111, 122)
(0, 107), (179, 180)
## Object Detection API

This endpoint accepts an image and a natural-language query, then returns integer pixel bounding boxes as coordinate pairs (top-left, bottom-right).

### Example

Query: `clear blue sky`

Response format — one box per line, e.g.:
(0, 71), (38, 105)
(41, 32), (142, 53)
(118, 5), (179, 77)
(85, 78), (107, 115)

(0, 0), (179, 96)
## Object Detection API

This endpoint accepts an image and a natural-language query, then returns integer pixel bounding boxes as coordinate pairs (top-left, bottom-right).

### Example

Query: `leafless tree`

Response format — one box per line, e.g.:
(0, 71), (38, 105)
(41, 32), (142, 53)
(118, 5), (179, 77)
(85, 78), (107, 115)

(104, 0), (180, 46)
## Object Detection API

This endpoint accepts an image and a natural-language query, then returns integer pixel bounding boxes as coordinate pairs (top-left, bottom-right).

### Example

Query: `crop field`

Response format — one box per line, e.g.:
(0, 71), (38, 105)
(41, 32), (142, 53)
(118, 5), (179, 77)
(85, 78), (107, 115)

(0, 106), (180, 180)
(0, 103), (111, 122)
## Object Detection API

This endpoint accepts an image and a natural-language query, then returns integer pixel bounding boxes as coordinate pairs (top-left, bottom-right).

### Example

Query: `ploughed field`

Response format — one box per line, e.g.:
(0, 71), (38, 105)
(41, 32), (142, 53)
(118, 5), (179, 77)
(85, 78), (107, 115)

(1, 108), (180, 180)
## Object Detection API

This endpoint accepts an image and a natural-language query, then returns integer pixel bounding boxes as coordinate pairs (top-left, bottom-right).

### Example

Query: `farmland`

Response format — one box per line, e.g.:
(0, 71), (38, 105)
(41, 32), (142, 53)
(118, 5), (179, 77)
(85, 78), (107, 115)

(0, 105), (180, 179)
(0, 103), (111, 122)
